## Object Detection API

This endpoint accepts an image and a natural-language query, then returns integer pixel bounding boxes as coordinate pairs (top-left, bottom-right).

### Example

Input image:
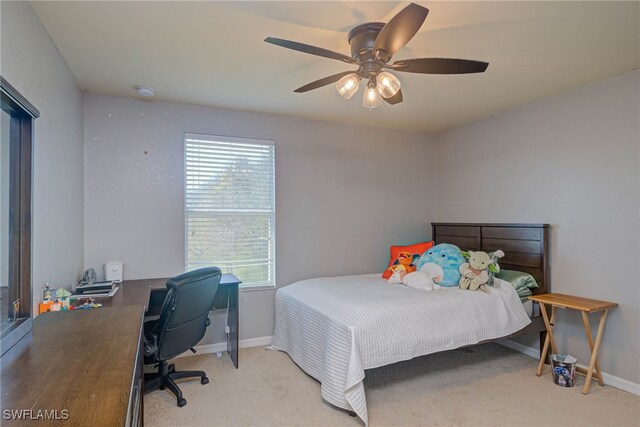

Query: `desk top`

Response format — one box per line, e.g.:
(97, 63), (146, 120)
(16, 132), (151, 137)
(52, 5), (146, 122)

(1, 305), (144, 426)
(529, 293), (618, 312)
(102, 274), (240, 310)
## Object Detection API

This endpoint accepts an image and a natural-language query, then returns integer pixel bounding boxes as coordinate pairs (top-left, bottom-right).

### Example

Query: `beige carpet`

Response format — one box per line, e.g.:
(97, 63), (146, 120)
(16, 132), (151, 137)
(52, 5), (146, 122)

(144, 343), (639, 426)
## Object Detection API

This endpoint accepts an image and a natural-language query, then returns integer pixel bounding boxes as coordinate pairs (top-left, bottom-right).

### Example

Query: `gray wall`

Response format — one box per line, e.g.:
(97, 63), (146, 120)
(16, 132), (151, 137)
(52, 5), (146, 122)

(83, 93), (435, 342)
(432, 70), (640, 384)
(0, 2), (84, 313)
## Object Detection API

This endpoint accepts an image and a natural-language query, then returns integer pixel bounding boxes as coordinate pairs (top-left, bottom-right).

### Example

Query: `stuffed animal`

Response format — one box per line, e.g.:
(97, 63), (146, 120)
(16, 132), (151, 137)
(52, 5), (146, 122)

(416, 244), (466, 287)
(396, 251), (417, 273)
(387, 268), (407, 284)
(458, 250), (505, 293)
(486, 250), (505, 286)
(384, 251), (417, 278)
(402, 263), (444, 291)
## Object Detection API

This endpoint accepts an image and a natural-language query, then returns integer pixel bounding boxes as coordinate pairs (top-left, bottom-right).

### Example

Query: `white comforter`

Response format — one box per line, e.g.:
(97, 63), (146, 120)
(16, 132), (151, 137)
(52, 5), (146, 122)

(269, 274), (531, 425)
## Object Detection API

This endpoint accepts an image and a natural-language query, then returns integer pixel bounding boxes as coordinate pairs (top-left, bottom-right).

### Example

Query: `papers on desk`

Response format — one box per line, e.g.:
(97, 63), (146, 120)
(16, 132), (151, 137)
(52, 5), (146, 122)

(72, 286), (119, 299)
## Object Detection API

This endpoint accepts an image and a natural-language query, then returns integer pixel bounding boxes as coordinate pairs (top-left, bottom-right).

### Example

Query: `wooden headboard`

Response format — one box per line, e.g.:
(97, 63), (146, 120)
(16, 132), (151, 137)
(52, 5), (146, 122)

(431, 223), (550, 295)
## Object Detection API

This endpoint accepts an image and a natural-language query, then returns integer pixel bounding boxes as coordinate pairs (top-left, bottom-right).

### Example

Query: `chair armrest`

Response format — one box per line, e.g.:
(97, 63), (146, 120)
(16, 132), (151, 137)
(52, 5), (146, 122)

(143, 316), (159, 358)
(144, 333), (158, 358)
(143, 315), (160, 323)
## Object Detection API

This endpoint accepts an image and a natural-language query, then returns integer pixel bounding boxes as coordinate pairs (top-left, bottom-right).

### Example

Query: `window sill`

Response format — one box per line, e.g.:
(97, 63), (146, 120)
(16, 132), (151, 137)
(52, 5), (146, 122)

(239, 284), (276, 293)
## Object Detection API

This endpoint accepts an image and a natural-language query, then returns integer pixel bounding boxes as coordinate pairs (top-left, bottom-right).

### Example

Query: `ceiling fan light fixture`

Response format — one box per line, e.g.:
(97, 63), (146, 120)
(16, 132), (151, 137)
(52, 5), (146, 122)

(335, 73), (361, 99)
(266, 3), (489, 108)
(363, 83), (383, 110)
(376, 71), (401, 98)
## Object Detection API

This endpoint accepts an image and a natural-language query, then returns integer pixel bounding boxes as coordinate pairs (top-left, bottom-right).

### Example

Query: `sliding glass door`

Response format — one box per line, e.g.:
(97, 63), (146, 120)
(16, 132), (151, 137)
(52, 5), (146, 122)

(1, 107), (12, 335)
(0, 77), (38, 355)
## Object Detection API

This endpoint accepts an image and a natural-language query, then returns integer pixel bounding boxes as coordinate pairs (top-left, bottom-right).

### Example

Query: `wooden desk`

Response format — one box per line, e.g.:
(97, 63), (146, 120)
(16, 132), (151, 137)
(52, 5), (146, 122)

(529, 293), (618, 394)
(102, 274), (241, 368)
(1, 306), (144, 426)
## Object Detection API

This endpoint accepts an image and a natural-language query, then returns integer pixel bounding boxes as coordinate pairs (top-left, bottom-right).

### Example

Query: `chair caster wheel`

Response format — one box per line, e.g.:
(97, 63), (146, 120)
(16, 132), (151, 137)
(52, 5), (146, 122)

(159, 385), (165, 390)
(201, 377), (209, 385)
(177, 398), (187, 407)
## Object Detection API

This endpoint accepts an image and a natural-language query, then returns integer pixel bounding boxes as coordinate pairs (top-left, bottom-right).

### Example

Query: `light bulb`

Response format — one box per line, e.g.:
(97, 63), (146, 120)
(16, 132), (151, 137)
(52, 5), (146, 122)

(362, 84), (383, 109)
(335, 73), (361, 99)
(376, 71), (401, 98)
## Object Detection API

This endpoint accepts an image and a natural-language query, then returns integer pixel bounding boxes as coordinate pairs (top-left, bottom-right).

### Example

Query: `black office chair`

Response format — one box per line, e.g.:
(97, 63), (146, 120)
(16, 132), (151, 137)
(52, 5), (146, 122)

(143, 267), (222, 407)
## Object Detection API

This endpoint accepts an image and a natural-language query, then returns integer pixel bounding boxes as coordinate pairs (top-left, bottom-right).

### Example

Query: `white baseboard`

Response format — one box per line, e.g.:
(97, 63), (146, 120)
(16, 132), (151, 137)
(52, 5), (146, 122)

(498, 338), (540, 358)
(176, 335), (273, 358)
(498, 339), (640, 396)
(238, 335), (274, 348)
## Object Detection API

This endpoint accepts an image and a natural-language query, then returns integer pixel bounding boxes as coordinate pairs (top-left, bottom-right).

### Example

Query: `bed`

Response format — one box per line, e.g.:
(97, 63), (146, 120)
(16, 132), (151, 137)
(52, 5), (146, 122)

(270, 223), (550, 425)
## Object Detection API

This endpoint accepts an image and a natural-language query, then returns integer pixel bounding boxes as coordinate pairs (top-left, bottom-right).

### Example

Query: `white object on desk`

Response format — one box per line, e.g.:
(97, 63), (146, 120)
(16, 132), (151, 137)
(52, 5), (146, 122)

(105, 261), (124, 283)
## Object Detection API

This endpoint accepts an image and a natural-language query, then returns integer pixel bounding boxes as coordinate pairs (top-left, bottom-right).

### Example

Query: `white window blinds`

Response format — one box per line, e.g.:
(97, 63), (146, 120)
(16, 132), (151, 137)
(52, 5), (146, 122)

(185, 133), (275, 288)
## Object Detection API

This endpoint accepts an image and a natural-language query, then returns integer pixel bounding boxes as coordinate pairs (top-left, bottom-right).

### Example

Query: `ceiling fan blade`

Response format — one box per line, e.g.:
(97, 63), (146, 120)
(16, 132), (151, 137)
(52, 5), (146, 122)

(390, 58), (489, 74)
(374, 3), (429, 59)
(383, 89), (403, 105)
(265, 37), (355, 64)
(294, 71), (355, 93)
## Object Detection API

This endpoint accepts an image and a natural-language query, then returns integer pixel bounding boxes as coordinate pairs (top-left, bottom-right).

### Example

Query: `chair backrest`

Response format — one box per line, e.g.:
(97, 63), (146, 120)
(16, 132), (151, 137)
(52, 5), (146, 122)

(153, 267), (222, 360)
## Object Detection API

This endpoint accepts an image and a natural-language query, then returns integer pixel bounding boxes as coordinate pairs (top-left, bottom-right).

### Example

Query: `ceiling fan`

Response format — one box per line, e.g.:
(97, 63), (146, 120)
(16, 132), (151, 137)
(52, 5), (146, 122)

(265, 3), (488, 109)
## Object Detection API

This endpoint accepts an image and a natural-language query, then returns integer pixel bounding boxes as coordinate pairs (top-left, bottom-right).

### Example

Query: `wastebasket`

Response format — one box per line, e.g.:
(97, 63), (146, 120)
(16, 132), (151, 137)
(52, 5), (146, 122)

(551, 354), (577, 387)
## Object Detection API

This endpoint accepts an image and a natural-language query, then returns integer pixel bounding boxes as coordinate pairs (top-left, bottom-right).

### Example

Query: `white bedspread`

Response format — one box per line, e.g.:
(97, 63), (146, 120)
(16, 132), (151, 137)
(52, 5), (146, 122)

(269, 274), (530, 425)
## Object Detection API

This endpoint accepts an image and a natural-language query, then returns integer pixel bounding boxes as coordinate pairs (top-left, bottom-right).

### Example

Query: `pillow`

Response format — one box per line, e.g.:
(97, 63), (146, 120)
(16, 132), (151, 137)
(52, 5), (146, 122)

(416, 243), (466, 287)
(496, 269), (539, 300)
(382, 241), (434, 279)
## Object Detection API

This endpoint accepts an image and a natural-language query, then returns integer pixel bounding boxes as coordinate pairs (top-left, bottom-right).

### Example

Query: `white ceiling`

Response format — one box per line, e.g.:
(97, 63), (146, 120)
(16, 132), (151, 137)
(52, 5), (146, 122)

(31, 1), (640, 132)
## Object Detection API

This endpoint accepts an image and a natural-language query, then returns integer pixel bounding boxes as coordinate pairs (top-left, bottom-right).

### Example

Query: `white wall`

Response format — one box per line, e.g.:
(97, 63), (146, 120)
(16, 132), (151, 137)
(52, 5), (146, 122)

(433, 70), (640, 384)
(0, 2), (84, 313)
(83, 93), (435, 342)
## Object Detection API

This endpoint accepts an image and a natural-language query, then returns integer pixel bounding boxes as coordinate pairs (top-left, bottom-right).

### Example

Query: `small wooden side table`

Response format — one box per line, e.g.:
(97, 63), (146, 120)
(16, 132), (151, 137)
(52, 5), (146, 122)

(528, 293), (618, 395)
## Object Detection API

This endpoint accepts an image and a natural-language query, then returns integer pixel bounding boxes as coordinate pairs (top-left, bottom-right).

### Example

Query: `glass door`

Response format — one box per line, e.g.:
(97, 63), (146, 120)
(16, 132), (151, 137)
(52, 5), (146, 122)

(1, 108), (11, 334)
(0, 76), (37, 355)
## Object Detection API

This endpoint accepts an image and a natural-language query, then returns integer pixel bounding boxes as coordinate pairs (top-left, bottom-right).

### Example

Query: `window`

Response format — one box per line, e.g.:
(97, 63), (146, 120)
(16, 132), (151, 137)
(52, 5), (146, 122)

(185, 133), (275, 288)
(1, 76), (37, 355)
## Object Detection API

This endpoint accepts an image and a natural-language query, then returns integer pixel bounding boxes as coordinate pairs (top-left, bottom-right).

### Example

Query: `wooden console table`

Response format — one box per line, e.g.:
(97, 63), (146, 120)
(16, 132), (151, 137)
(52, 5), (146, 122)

(529, 293), (617, 394)
(1, 306), (144, 426)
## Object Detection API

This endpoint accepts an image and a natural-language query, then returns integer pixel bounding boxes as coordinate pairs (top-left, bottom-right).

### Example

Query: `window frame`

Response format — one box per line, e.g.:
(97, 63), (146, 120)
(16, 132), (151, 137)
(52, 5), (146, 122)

(0, 76), (37, 356)
(183, 132), (276, 291)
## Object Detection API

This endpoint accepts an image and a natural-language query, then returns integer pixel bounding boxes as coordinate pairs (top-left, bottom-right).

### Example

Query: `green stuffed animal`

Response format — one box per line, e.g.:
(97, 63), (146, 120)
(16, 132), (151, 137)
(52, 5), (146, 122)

(458, 250), (504, 293)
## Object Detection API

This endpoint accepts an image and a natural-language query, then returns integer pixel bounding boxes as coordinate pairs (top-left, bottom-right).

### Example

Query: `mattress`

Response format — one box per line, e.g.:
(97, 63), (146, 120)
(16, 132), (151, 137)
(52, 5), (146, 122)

(269, 274), (531, 425)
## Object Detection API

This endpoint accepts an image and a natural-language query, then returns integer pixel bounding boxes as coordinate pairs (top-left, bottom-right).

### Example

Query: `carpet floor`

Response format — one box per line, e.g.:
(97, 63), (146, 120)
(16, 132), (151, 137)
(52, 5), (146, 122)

(144, 343), (639, 426)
